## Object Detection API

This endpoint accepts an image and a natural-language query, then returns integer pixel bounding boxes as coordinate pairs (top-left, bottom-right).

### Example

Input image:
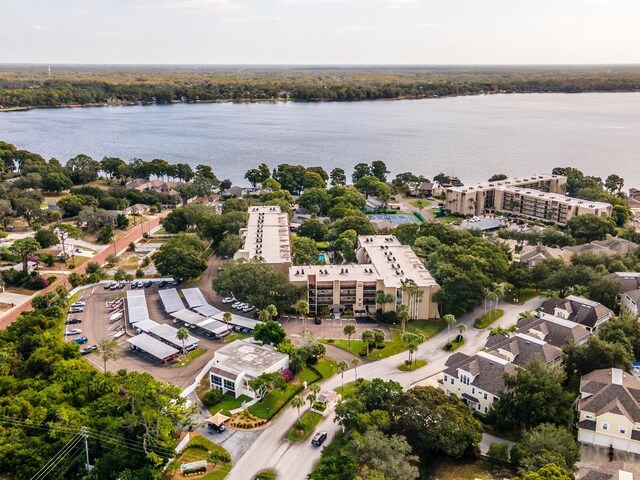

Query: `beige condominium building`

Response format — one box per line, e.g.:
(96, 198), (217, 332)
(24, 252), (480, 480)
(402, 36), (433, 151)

(234, 206), (292, 272)
(445, 173), (612, 225)
(290, 235), (440, 319)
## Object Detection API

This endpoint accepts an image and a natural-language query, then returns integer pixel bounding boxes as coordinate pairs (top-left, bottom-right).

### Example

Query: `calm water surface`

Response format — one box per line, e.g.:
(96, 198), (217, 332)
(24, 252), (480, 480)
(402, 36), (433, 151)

(1, 93), (639, 186)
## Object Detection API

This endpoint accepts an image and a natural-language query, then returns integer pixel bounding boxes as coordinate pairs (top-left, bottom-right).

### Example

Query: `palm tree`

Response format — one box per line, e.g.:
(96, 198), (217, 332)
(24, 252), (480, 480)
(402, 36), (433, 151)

(518, 310), (532, 320)
(337, 360), (349, 391)
(401, 332), (423, 365)
(343, 323), (356, 349)
(291, 396), (305, 424)
(361, 329), (375, 356)
(351, 358), (360, 380)
(306, 392), (317, 411)
(486, 290), (498, 315)
(457, 323), (466, 342)
(443, 314), (456, 344)
(223, 311), (232, 323)
(259, 304), (278, 322)
(310, 383), (321, 396)
(296, 300), (310, 319)
(397, 304), (410, 334)
(372, 329), (385, 349)
(176, 327), (190, 354)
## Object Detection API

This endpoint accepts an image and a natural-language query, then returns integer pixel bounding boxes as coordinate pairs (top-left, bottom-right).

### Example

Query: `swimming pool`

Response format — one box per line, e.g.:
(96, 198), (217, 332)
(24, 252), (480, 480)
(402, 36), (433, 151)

(318, 253), (329, 264)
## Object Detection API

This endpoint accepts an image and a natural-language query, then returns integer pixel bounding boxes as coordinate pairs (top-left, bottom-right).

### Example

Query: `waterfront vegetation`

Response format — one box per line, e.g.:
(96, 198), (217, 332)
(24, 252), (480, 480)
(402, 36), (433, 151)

(3, 65), (640, 109)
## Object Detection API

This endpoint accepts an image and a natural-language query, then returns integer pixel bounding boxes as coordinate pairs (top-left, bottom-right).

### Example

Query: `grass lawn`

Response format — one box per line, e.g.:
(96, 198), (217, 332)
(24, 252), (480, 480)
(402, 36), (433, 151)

(410, 199), (432, 209)
(314, 358), (337, 379)
(288, 411), (324, 442)
(474, 309), (504, 329)
(336, 381), (361, 399)
(398, 359), (427, 371)
(322, 330), (418, 360)
(444, 338), (465, 351)
(165, 433), (231, 480)
(405, 319), (447, 339)
(222, 332), (251, 343)
(504, 288), (539, 304)
(255, 470), (277, 480)
(249, 382), (303, 420)
(173, 348), (205, 367)
(427, 458), (510, 480)
(298, 367), (321, 385)
(205, 394), (252, 416)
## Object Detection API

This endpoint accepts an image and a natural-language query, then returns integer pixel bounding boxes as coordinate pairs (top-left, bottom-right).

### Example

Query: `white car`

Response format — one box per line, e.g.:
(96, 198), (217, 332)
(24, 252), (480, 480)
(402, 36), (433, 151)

(242, 305), (255, 313)
(222, 297), (235, 304)
(234, 303), (247, 310)
(72, 301), (86, 307)
(65, 328), (82, 335)
(231, 301), (243, 308)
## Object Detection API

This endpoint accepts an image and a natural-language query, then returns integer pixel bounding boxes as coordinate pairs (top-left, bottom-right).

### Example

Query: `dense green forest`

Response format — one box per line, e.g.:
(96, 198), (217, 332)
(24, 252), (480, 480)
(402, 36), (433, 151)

(1, 65), (640, 109)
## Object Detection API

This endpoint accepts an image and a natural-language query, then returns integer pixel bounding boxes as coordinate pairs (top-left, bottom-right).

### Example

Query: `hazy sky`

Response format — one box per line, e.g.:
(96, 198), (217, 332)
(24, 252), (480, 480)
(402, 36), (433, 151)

(2, 0), (639, 64)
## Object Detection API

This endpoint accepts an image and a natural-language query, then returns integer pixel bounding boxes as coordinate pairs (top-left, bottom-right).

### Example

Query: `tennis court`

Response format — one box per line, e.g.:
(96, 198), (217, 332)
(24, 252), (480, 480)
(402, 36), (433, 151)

(368, 214), (421, 225)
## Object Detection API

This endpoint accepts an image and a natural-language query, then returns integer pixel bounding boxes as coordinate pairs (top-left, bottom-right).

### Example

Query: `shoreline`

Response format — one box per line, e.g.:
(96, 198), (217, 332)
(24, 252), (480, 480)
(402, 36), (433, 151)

(2, 89), (639, 113)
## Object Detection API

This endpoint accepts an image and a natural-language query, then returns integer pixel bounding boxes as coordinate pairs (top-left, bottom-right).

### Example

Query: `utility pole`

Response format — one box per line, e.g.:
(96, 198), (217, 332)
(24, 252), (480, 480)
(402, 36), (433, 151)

(81, 426), (92, 472)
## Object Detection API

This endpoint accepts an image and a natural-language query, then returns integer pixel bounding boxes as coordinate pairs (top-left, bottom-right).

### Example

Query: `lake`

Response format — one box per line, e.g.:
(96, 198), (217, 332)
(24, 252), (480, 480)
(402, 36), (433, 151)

(1, 93), (639, 186)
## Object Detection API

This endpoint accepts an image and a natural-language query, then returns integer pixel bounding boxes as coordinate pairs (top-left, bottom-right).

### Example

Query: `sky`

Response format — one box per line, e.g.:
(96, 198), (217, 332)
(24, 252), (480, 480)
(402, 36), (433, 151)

(1, 0), (639, 65)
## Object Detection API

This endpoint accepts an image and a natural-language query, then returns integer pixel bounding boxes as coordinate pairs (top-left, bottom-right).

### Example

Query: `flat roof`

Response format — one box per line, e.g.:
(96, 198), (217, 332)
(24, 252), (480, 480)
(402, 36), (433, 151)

(197, 318), (232, 335)
(234, 205), (291, 264)
(358, 235), (438, 288)
(503, 186), (612, 208)
(158, 288), (185, 313)
(126, 289), (150, 324)
(149, 323), (199, 348)
(181, 288), (208, 308)
(213, 340), (288, 377)
(193, 304), (222, 317)
(290, 264), (378, 283)
(460, 219), (504, 231)
(171, 308), (209, 326)
(212, 312), (260, 330)
(134, 319), (161, 332)
(448, 173), (564, 193)
(127, 333), (179, 360)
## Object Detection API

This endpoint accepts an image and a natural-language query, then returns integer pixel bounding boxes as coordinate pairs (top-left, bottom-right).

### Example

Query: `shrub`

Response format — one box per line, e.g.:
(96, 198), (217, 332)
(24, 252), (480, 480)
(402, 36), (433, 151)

(201, 389), (223, 407)
(281, 369), (294, 382)
(487, 442), (510, 464)
(85, 262), (102, 274)
(28, 276), (49, 290)
(444, 342), (453, 351)
(135, 269), (145, 279)
(376, 310), (398, 324)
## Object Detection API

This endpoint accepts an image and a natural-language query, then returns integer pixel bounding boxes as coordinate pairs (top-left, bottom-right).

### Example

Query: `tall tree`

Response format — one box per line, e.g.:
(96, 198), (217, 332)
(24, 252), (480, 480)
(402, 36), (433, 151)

(97, 338), (120, 372)
(330, 167), (347, 186)
(11, 237), (41, 272)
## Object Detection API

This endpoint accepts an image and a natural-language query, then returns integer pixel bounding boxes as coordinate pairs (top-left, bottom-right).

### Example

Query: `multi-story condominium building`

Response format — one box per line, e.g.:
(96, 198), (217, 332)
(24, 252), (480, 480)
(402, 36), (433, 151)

(289, 235), (440, 319)
(540, 295), (613, 333)
(445, 174), (612, 225)
(577, 368), (640, 454)
(234, 206), (292, 272)
(209, 340), (289, 399)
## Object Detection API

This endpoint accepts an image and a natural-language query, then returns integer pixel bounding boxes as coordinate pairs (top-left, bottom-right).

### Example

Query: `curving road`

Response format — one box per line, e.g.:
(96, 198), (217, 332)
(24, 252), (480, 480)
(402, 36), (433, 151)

(226, 296), (544, 480)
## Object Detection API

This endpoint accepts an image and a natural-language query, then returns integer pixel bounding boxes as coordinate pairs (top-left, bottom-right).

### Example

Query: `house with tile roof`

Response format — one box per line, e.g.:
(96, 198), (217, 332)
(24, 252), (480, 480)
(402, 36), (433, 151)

(621, 290), (640, 319)
(577, 368), (640, 454)
(580, 461), (640, 480)
(516, 313), (590, 347)
(518, 244), (570, 267)
(540, 295), (613, 333)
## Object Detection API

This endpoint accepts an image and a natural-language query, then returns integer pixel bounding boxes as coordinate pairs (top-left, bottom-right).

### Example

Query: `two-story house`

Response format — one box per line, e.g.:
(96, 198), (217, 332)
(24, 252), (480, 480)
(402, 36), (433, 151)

(577, 368), (640, 454)
(540, 295), (613, 333)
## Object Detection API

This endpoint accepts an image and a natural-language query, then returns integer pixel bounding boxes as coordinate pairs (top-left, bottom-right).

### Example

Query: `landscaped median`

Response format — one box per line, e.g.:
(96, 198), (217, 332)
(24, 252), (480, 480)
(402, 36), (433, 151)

(398, 359), (427, 371)
(288, 411), (324, 442)
(165, 433), (232, 480)
(321, 319), (447, 360)
(474, 309), (504, 329)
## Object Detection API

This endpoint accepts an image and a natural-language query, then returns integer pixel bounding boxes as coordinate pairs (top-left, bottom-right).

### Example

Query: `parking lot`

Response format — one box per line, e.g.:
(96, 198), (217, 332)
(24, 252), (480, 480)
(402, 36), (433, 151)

(65, 283), (227, 388)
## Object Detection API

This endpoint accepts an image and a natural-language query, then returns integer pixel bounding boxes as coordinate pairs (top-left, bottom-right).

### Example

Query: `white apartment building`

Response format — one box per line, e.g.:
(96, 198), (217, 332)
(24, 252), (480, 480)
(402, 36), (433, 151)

(234, 206), (292, 272)
(209, 340), (289, 399)
(289, 235), (440, 319)
(445, 174), (612, 225)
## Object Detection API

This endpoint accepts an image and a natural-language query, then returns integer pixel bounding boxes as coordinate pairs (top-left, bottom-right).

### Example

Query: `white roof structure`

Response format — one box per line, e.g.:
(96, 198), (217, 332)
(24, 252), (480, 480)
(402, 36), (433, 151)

(127, 333), (179, 360)
(193, 304), (222, 317)
(126, 289), (150, 324)
(148, 323), (199, 349)
(198, 318), (232, 336)
(213, 340), (289, 378)
(181, 288), (208, 308)
(171, 308), (208, 326)
(212, 312), (260, 330)
(134, 319), (161, 333)
(234, 205), (292, 265)
(158, 288), (185, 313)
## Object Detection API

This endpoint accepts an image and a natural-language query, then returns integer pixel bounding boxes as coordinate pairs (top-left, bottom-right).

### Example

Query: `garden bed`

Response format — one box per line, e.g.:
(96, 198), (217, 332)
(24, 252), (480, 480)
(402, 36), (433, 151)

(398, 359), (427, 372)
(287, 411), (324, 442)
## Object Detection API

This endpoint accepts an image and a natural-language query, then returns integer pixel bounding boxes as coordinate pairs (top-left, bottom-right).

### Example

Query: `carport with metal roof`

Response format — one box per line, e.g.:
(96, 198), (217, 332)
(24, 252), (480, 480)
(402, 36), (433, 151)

(181, 288), (208, 308)
(197, 318), (232, 337)
(158, 288), (185, 313)
(126, 289), (150, 324)
(213, 312), (260, 331)
(148, 323), (199, 350)
(171, 308), (208, 327)
(127, 333), (179, 362)
(193, 304), (222, 318)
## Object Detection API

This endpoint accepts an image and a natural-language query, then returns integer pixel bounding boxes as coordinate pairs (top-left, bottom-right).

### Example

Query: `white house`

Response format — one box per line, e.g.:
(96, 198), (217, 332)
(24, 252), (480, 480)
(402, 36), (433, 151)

(621, 290), (640, 318)
(209, 340), (289, 399)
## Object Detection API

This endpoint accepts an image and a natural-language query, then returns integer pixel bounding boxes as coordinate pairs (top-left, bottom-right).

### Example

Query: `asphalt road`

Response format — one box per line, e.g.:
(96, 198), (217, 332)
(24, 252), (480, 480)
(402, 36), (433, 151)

(226, 296), (544, 480)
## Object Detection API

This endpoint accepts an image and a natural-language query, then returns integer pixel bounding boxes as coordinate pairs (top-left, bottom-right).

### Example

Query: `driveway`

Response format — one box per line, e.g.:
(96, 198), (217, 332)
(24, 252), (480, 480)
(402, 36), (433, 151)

(226, 296), (544, 480)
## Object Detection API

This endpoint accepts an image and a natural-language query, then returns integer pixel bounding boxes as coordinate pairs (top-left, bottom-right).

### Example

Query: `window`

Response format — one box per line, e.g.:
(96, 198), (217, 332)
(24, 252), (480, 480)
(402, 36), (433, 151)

(445, 389), (451, 396)
(472, 388), (475, 394)
(620, 427), (626, 435)
(602, 423), (609, 431)
(443, 375), (448, 382)
(450, 378), (454, 385)
(211, 375), (222, 386)
(484, 407), (488, 413)
(223, 379), (235, 391)
(483, 393), (488, 400)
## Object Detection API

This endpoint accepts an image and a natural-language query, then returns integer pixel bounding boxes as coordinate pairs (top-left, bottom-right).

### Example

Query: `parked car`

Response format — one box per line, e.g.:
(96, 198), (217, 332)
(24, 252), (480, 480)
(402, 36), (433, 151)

(158, 280), (168, 288)
(231, 301), (243, 309)
(109, 283), (118, 290)
(81, 345), (97, 355)
(207, 422), (226, 433)
(222, 296), (235, 304)
(72, 301), (86, 307)
(144, 280), (152, 288)
(65, 318), (82, 325)
(311, 432), (327, 446)
(242, 305), (255, 313)
(74, 248), (83, 254)
(314, 316), (322, 325)
(171, 279), (180, 286)
(65, 328), (82, 335)
(72, 336), (89, 345)
(69, 307), (84, 314)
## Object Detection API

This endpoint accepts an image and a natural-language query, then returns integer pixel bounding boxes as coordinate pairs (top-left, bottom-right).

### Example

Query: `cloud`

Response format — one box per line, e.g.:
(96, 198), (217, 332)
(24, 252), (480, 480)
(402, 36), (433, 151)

(225, 14), (287, 22)
(280, 0), (416, 5)
(160, 0), (247, 11)
(30, 24), (49, 31)
(414, 22), (439, 28)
